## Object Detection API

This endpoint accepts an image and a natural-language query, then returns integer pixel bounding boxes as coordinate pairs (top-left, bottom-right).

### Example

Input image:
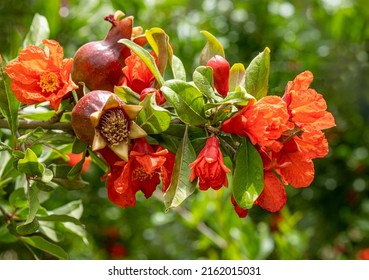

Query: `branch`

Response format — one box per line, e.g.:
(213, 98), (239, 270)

(0, 118), (73, 133)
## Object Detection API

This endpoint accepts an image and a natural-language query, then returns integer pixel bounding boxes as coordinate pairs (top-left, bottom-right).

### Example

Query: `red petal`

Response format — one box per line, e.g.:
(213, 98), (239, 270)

(255, 171), (287, 212)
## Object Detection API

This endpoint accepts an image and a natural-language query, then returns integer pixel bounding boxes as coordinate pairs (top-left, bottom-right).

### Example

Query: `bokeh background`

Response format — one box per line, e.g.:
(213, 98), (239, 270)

(1, 0), (368, 259)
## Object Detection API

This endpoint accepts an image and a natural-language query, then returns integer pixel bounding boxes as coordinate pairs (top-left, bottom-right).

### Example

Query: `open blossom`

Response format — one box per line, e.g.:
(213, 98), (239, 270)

(120, 51), (156, 94)
(189, 135), (230, 191)
(247, 71), (336, 215)
(106, 138), (169, 208)
(206, 55), (230, 97)
(222, 96), (293, 152)
(5, 39), (78, 110)
(282, 71), (335, 132)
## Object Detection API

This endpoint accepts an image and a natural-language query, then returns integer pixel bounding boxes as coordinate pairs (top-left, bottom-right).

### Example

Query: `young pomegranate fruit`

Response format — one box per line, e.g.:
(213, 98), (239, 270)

(71, 90), (147, 161)
(72, 11), (141, 93)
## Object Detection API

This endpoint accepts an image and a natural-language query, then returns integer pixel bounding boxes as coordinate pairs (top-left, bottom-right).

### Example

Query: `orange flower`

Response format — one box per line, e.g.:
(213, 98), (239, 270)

(5, 39), (78, 110)
(120, 51), (156, 94)
(221, 96), (293, 152)
(283, 70), (336, 132)
(189, 135), (230, 191)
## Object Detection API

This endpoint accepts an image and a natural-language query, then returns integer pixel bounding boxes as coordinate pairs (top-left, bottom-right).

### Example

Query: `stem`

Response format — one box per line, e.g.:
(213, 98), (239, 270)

(0, 205), (10, 223)
(0, 119), (73, 134)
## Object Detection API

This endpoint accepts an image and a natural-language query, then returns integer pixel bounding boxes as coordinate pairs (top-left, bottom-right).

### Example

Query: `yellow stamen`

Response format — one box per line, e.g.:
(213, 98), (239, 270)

(38, 72), (60, 93)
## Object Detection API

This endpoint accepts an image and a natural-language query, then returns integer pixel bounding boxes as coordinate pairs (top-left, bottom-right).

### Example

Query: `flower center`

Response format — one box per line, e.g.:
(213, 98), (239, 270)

(133, 167), (155, 182)
(38, 72), (60, 93)
(98, 109), (130, 146)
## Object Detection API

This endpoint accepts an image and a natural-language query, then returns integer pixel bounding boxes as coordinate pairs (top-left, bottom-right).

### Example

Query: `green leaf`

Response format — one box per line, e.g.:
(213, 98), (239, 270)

(16, 185), (40, 235)
(193, 66), (222, 102)
(9, 188), (27, 208)
(23, 13), (50, 47)
(136, 93), (171, 134)
(49, 164), (89, 190)
(229, 63), (246, 91)
(245, 47), (270, 100)
(232, 138), (264, 209)
(0, 58), (20, 146)
(161, 80), (207, 126)
(146, 27), (173, 76)
(171, 55), (186, 81)
(50, 200), (83, 219)
(199, 30), (225, 65)
(164, 125), (197, 210)
(72, 138), (88, 154)
(38, 214), (83, 226)
(17, 148), (44, 177)
(21, 236), (68, 260)
(222, 86), (255, 106)
(16, 218), (40, 235)
(67, 151), (87, 180)
(118, 39), (165, 86)
(19, 111), (55, 121)
(0, 225), (18, 243)
(114, 85), (140, 104)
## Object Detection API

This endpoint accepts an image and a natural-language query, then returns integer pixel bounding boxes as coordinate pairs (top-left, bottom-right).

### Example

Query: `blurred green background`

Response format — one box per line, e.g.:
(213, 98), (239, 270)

(1, 0), (368, 260)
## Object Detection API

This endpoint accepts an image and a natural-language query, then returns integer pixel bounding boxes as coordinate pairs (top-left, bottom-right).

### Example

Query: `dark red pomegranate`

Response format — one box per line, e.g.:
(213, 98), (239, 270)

(72, 11), (134, 93)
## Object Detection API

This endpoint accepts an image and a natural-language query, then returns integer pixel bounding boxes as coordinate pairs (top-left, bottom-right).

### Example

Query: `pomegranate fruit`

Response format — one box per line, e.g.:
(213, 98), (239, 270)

(71, 90), (147, 161)
(72, 11), (139, 93)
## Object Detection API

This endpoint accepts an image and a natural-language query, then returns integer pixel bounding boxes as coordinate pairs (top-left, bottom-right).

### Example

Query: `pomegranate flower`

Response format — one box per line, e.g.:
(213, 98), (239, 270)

(5, 39), (78, 110)
(206, 55), (230, 97)
(189, 135), (230, 191)
(283, 71), (336, 132)
(106, 138), (169, 208)
(222, 96), (293, 152)
(120, 51), (156, 94)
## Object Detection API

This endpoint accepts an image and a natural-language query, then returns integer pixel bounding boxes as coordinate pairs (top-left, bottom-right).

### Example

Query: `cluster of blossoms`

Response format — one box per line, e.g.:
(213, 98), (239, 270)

(4, 11), (335, 218)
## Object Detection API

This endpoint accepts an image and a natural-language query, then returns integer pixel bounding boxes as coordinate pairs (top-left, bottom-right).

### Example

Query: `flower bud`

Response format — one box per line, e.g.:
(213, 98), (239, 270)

(206, 55), (230, 97)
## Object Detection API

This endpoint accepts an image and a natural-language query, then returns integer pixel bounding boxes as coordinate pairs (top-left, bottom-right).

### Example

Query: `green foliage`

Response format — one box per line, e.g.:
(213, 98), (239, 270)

(0, 0), (368, 261)
(232, 138), (264, 209)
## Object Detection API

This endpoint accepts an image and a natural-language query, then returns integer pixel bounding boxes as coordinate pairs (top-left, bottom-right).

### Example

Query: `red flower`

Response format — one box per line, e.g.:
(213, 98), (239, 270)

(120, 51), (156, 93)
(106, 138), (169, 208)
(5, 39), (78, 110)
(156, 146), (175, 193)
(222, 96), (293, 152)
(189, 135), (230, 190)
(206, 55), (230, 97)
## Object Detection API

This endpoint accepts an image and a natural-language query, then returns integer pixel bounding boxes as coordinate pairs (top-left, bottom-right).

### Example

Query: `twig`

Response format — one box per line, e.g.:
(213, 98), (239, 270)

(0, 119), (73, 133)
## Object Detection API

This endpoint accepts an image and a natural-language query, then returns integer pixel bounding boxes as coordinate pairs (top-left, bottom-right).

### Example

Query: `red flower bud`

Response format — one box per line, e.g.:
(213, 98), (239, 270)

(189, 135), (230, 190)
(140, 88), (166, 105)
(206, 55), (230, 97)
